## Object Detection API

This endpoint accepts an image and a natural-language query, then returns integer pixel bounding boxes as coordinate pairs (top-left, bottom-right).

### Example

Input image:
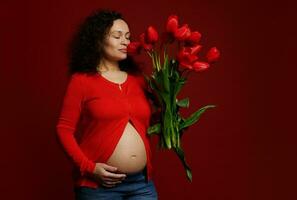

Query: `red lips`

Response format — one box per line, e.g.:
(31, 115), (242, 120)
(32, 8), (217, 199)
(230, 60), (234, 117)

(119, 49), (127, 53)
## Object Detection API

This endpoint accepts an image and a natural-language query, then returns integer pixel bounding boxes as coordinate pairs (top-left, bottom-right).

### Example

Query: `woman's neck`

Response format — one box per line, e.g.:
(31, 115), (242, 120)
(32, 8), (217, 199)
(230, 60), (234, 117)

(97, 59), (120, 72)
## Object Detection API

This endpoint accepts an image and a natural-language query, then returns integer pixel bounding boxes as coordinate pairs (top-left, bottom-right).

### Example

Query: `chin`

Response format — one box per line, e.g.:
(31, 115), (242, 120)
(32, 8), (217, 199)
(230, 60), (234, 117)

(117, 55), (127, 61)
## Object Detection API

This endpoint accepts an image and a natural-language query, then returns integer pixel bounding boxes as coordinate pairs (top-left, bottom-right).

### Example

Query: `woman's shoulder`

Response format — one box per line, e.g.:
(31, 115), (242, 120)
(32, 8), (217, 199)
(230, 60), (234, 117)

(129, 73), (149, 90)
(69, 71), (98, 82)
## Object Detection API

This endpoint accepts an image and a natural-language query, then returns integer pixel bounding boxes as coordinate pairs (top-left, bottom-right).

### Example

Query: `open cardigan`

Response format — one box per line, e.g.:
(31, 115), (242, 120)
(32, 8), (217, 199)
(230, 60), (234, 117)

(56, 72), (154, 188)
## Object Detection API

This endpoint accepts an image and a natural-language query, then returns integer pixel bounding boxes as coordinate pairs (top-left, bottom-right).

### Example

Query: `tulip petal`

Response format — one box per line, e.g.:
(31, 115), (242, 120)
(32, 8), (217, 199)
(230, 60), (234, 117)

(174, 24), (191, 41)
(193, 61), (210, 72)
(180, 62), (193, 70)
(146, 26), (159, 44)
(185, 31), (202, 46)
(190, 45), (203, 55)
(206, 47), (220, 63)
(177, 47), (200, 70)
(166, 15), (179, 33)
(127, 42), (142, 54)
(140, 33), (154, 51)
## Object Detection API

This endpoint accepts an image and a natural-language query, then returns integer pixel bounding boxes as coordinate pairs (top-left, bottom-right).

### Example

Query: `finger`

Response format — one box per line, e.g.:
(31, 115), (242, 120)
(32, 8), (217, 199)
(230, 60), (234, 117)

(105, 180), (122, 187)
(105, 180), (122, 185)
(102, 177), (123, 182)
(103, 174), (126, 181)
(101, 182), (116, 188)
(103, 164), (118, 172)
(105, 171), (127, 179)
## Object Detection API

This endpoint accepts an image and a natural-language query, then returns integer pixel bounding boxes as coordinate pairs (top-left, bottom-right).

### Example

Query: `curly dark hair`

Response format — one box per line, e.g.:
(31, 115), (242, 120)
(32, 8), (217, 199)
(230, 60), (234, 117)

(67, 9), (142, 76)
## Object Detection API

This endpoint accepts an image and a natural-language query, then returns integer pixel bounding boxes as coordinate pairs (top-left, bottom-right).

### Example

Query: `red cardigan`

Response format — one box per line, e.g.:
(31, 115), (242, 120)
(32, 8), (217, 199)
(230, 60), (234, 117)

(56, 72), (153, 189)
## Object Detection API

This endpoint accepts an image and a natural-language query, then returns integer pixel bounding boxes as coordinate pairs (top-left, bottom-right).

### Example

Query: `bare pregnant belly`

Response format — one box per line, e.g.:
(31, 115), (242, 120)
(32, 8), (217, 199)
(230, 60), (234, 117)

(106, 120), (147, 174)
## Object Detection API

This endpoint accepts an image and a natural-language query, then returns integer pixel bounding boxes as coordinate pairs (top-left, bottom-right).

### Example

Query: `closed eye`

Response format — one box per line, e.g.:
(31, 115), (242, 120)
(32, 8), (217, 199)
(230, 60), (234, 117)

(113, 36), (131, 40)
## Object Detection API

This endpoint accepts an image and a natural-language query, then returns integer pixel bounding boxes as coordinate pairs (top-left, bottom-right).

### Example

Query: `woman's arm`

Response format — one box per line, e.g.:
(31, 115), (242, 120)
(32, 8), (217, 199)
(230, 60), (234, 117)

(56, 73), (95, 176)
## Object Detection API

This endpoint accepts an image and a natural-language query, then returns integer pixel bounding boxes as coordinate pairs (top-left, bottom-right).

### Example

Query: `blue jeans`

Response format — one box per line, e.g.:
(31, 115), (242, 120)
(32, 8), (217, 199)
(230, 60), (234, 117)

(74, 169), (158, 200)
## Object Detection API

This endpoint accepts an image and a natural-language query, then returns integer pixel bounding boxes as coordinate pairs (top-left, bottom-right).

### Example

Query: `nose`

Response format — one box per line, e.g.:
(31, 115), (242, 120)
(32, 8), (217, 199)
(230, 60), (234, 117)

(121, 37), (130, 46)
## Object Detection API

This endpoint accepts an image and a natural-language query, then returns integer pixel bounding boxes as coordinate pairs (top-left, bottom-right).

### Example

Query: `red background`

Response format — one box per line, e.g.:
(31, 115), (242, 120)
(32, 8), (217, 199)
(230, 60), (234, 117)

(0, 0), (296, 199)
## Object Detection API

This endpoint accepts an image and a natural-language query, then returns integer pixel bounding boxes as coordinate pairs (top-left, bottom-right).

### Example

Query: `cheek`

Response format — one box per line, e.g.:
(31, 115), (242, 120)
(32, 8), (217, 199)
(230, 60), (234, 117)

(103, 44), (126, 59)
(104, 39), (118, 50)
(104, 43), (118, 55)
(109, 39), (120, 47)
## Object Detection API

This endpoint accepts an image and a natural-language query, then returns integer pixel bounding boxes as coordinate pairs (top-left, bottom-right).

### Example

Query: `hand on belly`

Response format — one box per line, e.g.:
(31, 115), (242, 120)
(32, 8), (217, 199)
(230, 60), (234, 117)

(106, 121), (147, 173)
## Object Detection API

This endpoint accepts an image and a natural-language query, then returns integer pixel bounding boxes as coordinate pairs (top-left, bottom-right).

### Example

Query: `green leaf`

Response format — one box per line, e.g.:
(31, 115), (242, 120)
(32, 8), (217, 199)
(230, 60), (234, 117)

(180, 105), (216, 130)
(174, 146), (192, 182)
(163, 108), (173, 148)
(147, 123), (161, 135)
(149, 78), (169, 102)
(174, 78), (186, 97)
(177, 98), (189, 108)
(149, 79), (159, 92)
(162, 70), (170, 93)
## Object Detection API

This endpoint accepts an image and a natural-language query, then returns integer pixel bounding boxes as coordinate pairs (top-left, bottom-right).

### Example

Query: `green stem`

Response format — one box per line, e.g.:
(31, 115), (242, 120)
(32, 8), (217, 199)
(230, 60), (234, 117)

(174, 146), (192, 182)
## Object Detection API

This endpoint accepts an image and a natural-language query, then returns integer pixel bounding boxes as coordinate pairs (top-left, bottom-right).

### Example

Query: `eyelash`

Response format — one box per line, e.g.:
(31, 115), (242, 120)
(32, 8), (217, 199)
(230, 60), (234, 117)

(113, 36), (130, 40)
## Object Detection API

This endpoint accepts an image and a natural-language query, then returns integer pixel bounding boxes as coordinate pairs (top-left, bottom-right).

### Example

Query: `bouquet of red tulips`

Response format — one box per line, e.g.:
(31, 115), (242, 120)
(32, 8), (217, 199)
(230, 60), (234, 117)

(127, 15), (220, 182)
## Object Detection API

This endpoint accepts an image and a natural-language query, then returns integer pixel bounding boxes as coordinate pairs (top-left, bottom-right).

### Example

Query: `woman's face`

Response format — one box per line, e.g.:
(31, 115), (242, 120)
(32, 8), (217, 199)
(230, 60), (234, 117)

(102, 19), (131, 61)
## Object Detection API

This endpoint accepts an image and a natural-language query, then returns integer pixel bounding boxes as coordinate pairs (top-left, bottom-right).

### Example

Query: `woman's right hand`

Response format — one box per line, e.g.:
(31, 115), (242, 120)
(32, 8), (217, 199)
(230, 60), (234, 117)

(92, 163), (127, 188)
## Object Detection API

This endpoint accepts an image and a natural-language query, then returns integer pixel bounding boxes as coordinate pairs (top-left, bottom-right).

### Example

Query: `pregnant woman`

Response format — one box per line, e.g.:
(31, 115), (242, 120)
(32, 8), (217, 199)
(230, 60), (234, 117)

(56, 9), (158, 200)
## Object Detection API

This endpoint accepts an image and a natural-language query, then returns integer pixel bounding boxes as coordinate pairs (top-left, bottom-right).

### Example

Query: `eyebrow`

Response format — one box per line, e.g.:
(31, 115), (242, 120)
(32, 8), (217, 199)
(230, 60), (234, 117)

(111, 30), (130, 35)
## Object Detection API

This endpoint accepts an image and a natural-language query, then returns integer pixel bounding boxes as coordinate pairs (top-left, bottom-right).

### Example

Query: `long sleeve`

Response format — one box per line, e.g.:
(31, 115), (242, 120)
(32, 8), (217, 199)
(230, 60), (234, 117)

(54, 73), (154, 188)
(56, 74), (95, 176)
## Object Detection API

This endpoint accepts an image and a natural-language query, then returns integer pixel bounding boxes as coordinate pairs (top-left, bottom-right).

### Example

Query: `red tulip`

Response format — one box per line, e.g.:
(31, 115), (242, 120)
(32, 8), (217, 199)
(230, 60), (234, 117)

(139, 33), (153, 51)
(192, 61), (210, 72)
(127, 42), (142, 54)
(146, 26), (159, 44)
(162, 15), (179, 45)
(206, 47), (220, 63)
(174, 24), (191, 41)
(189, 44), (203, 55)
(177, 45), (202, 57)
(176, 47), (199, 70)
(185, 31), (202, 46)
(166, 15), (179, 33)
(176, 45), (211, 72)
(178, 51), (198, 64)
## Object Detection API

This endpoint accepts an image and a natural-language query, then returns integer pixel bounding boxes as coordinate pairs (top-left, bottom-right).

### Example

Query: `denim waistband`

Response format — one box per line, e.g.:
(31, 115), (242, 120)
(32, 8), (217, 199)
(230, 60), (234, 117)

(121, 168), (146, 183)
(125, 168), (145, 177)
